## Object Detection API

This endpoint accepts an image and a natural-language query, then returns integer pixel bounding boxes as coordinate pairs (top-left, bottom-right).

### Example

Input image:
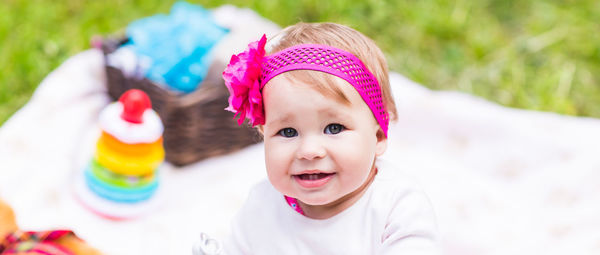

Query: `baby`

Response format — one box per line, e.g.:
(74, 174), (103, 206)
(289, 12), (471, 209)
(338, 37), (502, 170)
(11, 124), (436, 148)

(222, 22), (438, 254)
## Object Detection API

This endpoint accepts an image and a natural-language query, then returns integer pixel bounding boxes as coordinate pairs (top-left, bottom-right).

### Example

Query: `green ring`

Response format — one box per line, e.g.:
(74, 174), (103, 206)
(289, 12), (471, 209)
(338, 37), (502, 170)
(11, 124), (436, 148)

(89, 160), (156, 189)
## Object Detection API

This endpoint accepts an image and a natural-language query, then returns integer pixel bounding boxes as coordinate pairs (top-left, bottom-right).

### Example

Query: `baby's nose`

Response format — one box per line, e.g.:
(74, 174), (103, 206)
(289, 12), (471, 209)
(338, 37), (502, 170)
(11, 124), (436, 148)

(296, 135), (326, 160)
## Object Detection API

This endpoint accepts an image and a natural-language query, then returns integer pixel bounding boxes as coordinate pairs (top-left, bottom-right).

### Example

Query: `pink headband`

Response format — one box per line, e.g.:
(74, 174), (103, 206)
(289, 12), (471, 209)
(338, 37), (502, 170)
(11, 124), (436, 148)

(223, 34), (389, 137)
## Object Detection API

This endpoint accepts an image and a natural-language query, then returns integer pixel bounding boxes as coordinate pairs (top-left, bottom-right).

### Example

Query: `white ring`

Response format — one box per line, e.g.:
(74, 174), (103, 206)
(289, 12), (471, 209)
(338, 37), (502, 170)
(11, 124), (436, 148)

(99, 102), (163, 144)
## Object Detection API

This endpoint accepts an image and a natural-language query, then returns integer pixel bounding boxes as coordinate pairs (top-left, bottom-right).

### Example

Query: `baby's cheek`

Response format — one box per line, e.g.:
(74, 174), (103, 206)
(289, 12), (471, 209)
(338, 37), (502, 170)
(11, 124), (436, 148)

(265, 144), (293, 175)
(337, 140), (375, 174)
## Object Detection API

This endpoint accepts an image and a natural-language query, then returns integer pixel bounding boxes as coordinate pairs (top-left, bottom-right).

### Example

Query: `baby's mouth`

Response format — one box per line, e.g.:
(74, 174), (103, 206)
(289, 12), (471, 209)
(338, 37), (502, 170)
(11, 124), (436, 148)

(293, 172), (335, 188)
(296, 173), (334, 180)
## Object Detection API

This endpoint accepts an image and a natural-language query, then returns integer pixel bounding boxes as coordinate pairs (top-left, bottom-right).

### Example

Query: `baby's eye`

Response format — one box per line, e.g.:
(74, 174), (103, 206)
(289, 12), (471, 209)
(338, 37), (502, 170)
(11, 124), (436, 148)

(278, 128), (298, 138)
(324, 124), (345, 135)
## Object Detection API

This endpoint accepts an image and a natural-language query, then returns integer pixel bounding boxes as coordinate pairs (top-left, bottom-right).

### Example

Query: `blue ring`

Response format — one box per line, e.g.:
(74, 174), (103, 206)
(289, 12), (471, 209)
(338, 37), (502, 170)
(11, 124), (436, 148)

(84, 168), (158, 203)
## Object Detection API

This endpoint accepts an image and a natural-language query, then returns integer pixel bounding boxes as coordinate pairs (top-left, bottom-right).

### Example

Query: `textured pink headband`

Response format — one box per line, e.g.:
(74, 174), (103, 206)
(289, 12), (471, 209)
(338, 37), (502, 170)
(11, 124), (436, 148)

(223, 34), (389, 137)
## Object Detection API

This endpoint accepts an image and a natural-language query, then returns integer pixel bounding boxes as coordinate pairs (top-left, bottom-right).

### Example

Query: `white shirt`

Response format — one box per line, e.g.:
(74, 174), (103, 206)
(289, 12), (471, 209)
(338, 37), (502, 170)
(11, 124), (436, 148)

(225, 159), (440, 255)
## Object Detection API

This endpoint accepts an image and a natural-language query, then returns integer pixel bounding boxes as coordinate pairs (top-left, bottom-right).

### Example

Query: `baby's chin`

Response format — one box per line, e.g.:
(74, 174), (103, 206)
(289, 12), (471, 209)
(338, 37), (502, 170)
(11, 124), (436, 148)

(295, 193), (340, 206)
(298, 199), (328, 206)
(275, 183), (345, 206)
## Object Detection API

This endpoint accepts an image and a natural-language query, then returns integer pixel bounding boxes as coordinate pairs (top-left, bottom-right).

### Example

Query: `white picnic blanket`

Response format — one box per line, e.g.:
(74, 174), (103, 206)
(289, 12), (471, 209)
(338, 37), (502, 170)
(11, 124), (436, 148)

(1, 5), (599, 255)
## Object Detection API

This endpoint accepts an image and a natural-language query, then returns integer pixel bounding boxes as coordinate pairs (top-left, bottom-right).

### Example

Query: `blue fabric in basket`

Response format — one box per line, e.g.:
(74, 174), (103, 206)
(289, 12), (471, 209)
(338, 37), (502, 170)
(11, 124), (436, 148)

(126, 2), (228, 93)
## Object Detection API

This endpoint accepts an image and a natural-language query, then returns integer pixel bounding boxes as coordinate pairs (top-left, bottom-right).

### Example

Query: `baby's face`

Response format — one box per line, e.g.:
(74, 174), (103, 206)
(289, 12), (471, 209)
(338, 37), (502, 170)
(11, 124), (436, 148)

(262, 75), (387, 207)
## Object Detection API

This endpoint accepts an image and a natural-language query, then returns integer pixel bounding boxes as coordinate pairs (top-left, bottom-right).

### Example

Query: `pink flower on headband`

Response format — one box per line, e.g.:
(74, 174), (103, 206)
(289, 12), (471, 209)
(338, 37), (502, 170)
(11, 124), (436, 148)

(223, 34), (267, 126)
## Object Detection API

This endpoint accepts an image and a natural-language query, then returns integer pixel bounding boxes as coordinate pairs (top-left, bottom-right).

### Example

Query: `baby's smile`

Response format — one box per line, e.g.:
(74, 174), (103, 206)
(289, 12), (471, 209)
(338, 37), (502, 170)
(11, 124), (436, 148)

(293, 171), (336, 188)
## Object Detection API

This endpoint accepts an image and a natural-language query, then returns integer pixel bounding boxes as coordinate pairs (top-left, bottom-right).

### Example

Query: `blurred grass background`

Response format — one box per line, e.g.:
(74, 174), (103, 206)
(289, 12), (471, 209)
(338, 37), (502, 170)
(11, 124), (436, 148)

(1, 0), (599, 125)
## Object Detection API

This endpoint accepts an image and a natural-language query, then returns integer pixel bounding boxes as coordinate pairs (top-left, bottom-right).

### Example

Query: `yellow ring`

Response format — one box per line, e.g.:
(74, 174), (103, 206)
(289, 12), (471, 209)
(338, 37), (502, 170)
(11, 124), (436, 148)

(95, 138), (164, 176)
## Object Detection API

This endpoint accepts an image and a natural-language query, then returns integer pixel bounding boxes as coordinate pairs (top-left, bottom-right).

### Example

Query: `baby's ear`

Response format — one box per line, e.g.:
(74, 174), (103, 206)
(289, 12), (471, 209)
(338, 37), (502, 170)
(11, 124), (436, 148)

(375, 128), (387, 156)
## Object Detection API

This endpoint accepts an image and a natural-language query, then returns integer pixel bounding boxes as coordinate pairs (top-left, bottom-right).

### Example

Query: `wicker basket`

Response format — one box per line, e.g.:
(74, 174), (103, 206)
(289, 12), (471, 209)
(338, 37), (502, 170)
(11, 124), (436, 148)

(101, 39), (262, 167)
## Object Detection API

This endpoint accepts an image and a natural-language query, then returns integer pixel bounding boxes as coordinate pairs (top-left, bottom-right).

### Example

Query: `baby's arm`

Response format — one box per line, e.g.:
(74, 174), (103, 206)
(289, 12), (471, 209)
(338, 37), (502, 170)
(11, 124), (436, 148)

(222, 195), (255, 255)
(379, 186), (440, 255)
(222, 181), (270, 255)
(223, 221), (249, 255)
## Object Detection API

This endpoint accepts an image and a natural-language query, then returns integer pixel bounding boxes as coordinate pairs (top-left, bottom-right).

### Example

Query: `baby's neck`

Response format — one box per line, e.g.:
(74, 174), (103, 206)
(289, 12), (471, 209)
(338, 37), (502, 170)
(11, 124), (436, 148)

(298, 166), (378, 219)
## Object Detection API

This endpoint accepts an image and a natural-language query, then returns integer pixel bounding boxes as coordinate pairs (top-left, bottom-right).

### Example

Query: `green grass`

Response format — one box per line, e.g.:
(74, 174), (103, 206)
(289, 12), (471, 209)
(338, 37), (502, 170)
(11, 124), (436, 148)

(1, 0), (599, 125)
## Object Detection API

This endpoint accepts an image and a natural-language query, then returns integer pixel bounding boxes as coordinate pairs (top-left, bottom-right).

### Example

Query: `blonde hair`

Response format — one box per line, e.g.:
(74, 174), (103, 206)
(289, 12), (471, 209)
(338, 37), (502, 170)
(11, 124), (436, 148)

(266, 22), (397, 121)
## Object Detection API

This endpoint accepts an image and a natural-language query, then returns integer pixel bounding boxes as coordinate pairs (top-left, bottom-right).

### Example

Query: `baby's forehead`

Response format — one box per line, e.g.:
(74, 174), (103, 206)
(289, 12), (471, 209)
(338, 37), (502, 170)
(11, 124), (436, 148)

(266, 105), (352, 125)
(265, 71), (361, 106)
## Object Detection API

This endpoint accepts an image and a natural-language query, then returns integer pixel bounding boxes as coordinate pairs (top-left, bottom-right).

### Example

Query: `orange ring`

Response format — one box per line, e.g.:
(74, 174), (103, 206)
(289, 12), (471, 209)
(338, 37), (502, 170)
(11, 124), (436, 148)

(99, 131), (162, 156)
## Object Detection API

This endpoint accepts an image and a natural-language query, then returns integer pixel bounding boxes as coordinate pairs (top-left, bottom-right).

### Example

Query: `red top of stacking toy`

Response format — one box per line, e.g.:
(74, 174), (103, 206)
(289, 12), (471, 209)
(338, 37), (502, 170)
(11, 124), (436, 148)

(119, 89), (151, 124)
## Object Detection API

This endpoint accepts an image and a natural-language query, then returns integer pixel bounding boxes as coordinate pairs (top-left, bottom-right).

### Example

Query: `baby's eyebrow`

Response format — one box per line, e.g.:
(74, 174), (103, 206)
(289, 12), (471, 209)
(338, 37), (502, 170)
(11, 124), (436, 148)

(266, 115), (295, 126)
(319, 109), (350, 120)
